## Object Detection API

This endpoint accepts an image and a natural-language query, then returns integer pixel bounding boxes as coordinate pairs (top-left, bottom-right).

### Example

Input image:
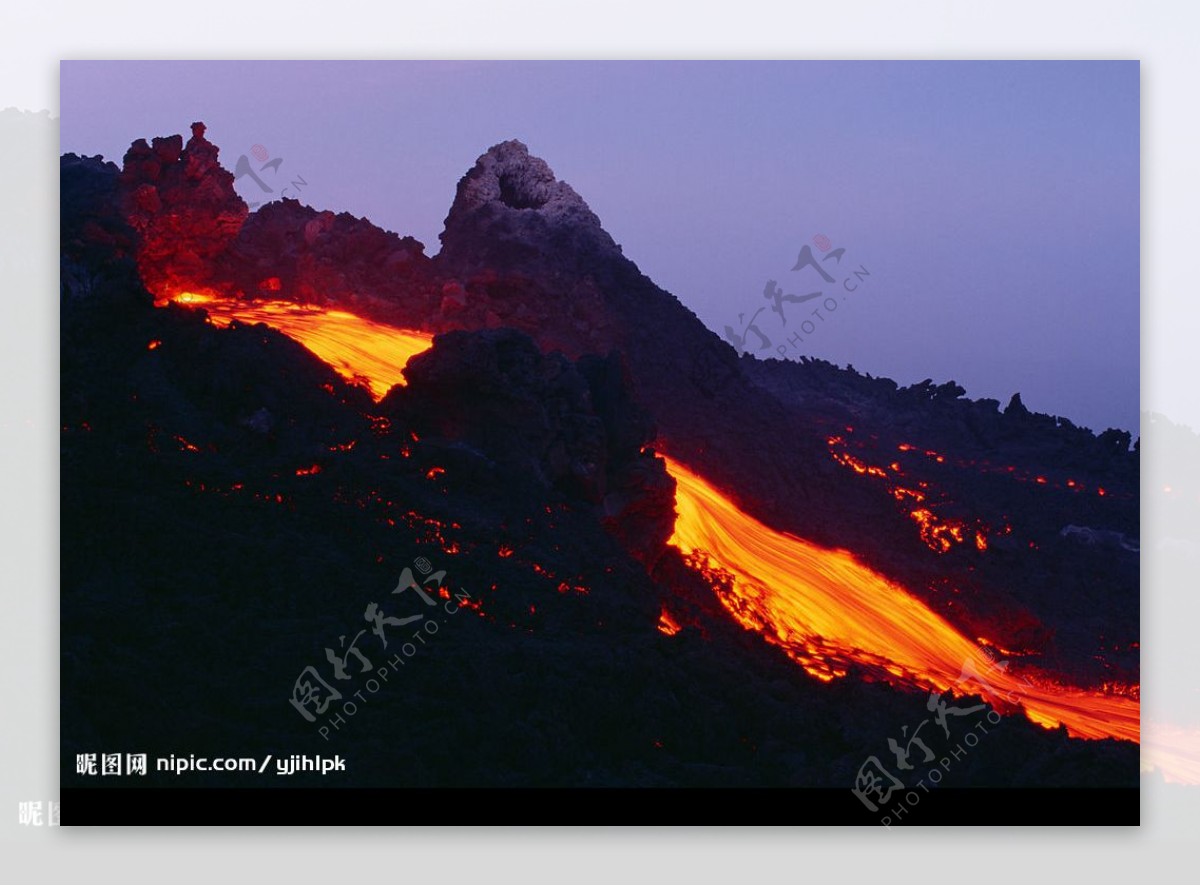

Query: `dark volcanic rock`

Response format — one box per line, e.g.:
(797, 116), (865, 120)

(212, 198), (440, 317)
(381, 328), (675, 562)
(60, 153), (145, 308)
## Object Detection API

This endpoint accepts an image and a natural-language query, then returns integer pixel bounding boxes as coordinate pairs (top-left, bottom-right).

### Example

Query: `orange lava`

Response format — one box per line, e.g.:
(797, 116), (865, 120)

(170, 293), (433, 398)
(163, 295), (1162, 766)
(657, 607), (683, 636)
(664, 454), (1140, 745)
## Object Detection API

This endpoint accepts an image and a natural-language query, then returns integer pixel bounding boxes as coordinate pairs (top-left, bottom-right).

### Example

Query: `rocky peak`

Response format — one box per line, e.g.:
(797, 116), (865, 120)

(447, 140), (590, 216)
(437, 140), (618, 274)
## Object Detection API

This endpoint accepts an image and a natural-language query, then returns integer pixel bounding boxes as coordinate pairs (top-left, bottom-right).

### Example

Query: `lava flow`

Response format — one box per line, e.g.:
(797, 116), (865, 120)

(163, 292), (1141, 746)
(169, 293), (433, 398)
(665, 455), (1140, 744)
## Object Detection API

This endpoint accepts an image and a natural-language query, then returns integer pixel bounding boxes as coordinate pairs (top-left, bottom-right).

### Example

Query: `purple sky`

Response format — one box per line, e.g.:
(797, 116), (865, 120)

(60, 60), (1139, 435)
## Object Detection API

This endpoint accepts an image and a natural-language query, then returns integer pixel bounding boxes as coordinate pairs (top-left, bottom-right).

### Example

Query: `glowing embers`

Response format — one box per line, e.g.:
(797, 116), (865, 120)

(662, 454), (1140, 744)
(828, 445), (888, 479)
(166, 293), (433, 399)
(975, 636), (1021, 658)
(828, 435), (986, 555)
(909, 507), (972, 555)
(335, 484), (466, 558)
(657, 607), (683, 636)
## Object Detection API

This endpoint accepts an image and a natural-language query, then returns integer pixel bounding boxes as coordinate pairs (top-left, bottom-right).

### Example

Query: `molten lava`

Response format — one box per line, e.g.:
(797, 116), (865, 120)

(170, 293), (433, 398)
(664, 455), (1140, 744)
(163, 293), (1147, 752)
(657, 607), (683, 636)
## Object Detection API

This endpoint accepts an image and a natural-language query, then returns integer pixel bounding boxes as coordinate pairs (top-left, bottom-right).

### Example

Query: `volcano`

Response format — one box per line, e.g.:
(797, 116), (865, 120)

(60, 123), (1142, 824)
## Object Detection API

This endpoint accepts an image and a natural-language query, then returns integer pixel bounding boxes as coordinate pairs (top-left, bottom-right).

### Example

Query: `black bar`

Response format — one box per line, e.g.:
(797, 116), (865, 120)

(62, 788), (1138, 826)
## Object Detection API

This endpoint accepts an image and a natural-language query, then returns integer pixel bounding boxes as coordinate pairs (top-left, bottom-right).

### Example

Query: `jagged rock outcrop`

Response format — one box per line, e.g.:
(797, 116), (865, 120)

(438, 139), (620, 275)
(381, 328), (675, 562)
(118, 122), (247, 297)
(60, 153), (145, 308)
(212, 198), (439, 316)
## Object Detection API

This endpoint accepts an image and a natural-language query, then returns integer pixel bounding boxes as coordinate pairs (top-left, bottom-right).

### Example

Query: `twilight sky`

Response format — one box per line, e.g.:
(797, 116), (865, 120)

(60, 60), (1139, 435)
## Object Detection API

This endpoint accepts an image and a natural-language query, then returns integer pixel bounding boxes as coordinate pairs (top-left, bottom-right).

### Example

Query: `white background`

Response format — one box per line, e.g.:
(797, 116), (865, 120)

(2, 1), (1196, 882)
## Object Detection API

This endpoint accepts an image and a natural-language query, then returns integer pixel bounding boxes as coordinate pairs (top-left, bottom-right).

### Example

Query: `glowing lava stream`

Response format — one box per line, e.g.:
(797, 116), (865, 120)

(665, 455), (1140, 744)
(171, 293), (433, 398)
(165, 293), (1142, 748)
